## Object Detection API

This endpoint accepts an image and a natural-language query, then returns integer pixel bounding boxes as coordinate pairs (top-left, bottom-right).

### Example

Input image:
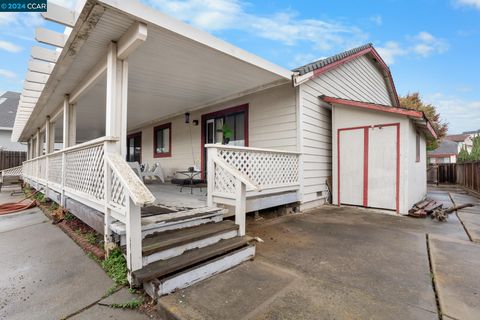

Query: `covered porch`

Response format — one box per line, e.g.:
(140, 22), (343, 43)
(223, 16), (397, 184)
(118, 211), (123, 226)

(15, 0), (300, 293)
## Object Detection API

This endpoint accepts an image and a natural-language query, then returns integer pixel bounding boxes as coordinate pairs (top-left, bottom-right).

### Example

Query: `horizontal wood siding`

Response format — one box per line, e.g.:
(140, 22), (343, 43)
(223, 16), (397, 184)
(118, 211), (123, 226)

(312, 55), (393, 106)
(137, 84), (297, 177)
(300, 81), (332, 206)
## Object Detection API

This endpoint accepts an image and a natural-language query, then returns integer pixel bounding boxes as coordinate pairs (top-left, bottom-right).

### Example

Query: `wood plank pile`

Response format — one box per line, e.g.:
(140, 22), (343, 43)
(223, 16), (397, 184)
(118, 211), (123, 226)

(408, 199), (474, 222)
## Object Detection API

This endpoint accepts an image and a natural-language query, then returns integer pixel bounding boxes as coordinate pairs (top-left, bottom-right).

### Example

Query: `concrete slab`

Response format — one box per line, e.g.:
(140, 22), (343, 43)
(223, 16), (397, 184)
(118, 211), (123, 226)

(428, 235), (480, 320)
(99, 288), (142, 305)
(70, 304), (150, 320)
(0, 209), (48, 233)
(458, 212), (480, 243)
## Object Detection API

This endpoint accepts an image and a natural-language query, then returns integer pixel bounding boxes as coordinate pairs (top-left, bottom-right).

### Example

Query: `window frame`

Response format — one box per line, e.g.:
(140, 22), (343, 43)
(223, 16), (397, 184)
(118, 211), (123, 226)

(153, 122), (172, 158)
(126, 131), (142, 163)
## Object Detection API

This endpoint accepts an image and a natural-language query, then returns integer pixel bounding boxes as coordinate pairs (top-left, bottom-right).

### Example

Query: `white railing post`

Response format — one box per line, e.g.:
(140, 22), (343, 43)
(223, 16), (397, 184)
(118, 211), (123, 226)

(126, 198), (143, 280)
(60, 152), (66, 206)
(235, 178), (246, 236)
(207, 147), (216, 207)
(103, 141), (115, 253)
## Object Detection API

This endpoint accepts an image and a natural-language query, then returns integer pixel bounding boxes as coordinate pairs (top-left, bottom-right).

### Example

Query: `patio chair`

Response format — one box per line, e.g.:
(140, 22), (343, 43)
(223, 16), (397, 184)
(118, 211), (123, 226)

(143, 162), (165, 183)
(127, 161), (143, 178)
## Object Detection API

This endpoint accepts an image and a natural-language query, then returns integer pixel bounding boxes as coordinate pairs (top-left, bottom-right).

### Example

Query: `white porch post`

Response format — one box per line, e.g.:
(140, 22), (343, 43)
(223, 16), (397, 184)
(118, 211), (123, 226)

(35, 128), (41, 157)
(44, 117), (51, 197)
(62, 96), (76, 148)
(60, 95), (72, 206)
(235, 180), (246, 236)
(207, 147), (215, 207)
(27, 140), (31, 160)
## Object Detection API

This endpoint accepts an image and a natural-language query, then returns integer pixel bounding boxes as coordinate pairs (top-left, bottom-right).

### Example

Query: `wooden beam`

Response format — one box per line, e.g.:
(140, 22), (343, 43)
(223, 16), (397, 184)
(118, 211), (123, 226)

(24, 81), (45, 92)
(31, 46), (60, 63)
(35, 28), (67, 48)
(25, 71), (49, 84)
(22, 90), (41, 98)
(20, 96), (38, 104)
(117, 21), (148, 60)
(28, 59), (55, 75)
(41, 2), (76, 27)
(69, 56), (107, 104)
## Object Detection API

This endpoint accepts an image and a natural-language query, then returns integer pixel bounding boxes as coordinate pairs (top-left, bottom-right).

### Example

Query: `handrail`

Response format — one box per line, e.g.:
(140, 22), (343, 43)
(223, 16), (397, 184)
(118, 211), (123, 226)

(205, 144), (301, 155)
(211, 154), (261, 192)
(104, 152), (156, 207)
(23, 136), (119, 163)
(1, 165), (22, 176)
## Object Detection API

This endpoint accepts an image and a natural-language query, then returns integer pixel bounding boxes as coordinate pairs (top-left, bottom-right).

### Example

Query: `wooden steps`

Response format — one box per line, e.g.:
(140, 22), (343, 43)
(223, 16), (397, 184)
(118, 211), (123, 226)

(133, 236), (253, 284)
(142, 220), (238, 255)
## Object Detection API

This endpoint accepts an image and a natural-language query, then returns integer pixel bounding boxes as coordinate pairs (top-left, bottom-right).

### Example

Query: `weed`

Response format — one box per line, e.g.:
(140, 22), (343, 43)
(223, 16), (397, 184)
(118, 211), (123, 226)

(85, 232), (97, 245)
(105, 286), (118, 297)
(102, 249), (128, 286)
(50, 202), (59, 211)
(87, 252), (102, 264)
(128, 288), (137, 294)
(109, 298), (143, 309)
(64, 212), (74, 221)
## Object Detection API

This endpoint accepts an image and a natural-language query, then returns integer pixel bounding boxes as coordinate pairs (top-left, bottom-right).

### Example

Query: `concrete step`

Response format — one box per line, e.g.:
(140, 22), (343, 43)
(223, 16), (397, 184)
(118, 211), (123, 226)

(111, 207), (225, 245)
(134, 237), (255, 298)
(141, 221), (239, 266)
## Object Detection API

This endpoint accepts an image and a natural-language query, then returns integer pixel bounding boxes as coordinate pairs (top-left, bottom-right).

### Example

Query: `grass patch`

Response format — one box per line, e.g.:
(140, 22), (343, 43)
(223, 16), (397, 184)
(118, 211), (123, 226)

(109, 298), (144, 309)
(64, 211), (74, 221)
(85, 232), (97, 245)
(102, 249), (128, 286)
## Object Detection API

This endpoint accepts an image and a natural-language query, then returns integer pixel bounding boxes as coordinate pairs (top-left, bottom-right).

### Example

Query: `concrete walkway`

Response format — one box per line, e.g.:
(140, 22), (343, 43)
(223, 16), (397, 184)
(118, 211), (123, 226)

(158, 186), (480, 320)
(0, 188), (152, 320)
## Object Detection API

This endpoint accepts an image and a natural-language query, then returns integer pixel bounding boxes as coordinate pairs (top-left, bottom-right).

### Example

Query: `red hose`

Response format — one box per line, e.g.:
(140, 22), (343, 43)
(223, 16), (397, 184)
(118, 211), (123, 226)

(0, 190), (39, 215)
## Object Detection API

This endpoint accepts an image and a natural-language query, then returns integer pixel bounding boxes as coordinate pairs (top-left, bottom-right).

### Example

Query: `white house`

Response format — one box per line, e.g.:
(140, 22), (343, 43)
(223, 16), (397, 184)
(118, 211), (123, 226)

(9, 0), (436, 297)
(0, 91), (27, 152)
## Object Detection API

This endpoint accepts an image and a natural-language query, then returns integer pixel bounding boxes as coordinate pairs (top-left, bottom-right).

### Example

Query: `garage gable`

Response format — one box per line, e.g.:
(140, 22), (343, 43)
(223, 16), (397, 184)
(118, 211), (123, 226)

(293, 44), (399, 107)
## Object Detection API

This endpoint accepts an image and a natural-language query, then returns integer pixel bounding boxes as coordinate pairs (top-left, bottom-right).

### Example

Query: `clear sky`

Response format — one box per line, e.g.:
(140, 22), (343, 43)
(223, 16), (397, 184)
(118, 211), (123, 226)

(0, 0), (479, 134)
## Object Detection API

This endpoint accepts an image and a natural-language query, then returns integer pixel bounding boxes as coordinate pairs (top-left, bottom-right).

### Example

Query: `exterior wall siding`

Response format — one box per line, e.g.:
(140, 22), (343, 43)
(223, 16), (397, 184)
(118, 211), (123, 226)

(406, 120), (428, 209)
(0, 129), (27, 152)
(134, 84), (297, 178)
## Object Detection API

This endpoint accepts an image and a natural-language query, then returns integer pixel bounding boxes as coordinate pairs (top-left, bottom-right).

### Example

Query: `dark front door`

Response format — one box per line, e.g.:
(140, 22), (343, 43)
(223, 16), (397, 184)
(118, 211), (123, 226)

(126, 132), (142, 163)
(201, 104), (249, 173)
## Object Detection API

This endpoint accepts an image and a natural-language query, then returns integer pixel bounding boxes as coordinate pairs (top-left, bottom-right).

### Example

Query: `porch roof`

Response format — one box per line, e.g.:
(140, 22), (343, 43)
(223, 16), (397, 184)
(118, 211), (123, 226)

(13, 0), (292, 142)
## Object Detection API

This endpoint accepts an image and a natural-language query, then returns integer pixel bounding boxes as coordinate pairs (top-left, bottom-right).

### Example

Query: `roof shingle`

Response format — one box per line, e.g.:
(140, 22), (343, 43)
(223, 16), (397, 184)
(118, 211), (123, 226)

(0, 91), (20, 129)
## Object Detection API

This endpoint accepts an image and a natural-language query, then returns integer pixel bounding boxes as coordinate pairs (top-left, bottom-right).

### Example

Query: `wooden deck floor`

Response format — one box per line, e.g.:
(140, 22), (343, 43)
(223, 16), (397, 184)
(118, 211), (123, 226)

(146, 183), (207, 210)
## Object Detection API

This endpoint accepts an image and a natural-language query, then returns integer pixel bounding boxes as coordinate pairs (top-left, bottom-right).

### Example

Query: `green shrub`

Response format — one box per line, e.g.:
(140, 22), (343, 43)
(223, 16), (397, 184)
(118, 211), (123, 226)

(102, 249), (128, 286)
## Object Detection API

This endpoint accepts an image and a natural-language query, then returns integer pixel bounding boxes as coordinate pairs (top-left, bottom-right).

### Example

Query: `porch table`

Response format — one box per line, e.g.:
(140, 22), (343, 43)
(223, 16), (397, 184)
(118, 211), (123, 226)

(175, 170), (203, 194)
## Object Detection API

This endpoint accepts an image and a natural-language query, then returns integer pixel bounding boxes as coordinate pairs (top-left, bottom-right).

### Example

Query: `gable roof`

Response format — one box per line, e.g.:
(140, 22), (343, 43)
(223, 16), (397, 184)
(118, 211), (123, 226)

(428, 140), (458, 156)
(292, 43), (400, 107)
(444, 134), (469, 142)
(0, 91), (20, 129)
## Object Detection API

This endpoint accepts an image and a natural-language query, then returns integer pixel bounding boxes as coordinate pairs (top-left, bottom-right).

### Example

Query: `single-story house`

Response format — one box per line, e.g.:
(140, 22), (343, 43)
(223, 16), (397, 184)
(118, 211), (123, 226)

(428, 139), (460, 164)
(10, 0), (436, 297)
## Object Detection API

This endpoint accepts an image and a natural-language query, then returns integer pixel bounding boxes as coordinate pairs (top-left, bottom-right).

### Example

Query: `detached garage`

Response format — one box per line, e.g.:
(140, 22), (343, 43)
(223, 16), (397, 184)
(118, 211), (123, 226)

(327, 97), (437, 214)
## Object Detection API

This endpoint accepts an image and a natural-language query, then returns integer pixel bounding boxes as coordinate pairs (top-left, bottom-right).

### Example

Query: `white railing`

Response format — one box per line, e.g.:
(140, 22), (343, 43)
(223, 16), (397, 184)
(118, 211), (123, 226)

(22, 136), (155, 275)
(206, 144), (300, 235)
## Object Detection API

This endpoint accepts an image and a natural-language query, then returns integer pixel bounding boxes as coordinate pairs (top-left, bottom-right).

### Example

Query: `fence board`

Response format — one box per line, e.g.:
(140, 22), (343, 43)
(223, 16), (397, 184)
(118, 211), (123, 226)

(0, 151), (26, 171)
(456, 162), (480, 194)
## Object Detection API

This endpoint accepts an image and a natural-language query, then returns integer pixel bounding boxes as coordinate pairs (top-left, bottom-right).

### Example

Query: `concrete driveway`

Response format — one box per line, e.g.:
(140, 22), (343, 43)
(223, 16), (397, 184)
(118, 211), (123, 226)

(158, 187), (480, 320)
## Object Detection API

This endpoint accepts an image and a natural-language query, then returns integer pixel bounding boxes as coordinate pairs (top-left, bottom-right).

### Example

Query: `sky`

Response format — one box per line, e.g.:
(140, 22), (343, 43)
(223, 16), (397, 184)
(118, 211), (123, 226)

(0, 0), (479, 134)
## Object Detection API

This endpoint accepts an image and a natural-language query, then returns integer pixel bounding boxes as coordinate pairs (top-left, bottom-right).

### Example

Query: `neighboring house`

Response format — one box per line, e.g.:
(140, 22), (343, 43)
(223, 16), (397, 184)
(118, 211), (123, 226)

(428, 139), (458, 164)
(10, 0), (436, 297)
(0, 91), (26, 152)
(444, 133), (472, 154)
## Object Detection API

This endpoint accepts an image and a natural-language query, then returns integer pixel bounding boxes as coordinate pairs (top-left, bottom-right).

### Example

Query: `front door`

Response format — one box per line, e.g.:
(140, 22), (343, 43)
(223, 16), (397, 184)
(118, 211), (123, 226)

(202, 104), (248, 173)
(126, 132), (142, 163)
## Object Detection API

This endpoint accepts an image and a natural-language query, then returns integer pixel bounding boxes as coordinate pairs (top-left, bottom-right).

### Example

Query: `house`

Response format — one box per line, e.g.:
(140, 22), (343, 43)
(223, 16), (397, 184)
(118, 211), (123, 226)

(428, 139), (459, 164)
(0, 91), (26, 152)
(445, 133), (472, 154)
(10, 0), (436, 297)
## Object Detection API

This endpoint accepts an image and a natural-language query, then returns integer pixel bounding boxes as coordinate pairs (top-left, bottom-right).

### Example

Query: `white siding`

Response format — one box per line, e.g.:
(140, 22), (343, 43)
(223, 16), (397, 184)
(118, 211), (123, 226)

(136, 84), (297, 177)
(406, 121), (427, 209)
(0, 129), (27, 151)
(308, 55), (393, 106)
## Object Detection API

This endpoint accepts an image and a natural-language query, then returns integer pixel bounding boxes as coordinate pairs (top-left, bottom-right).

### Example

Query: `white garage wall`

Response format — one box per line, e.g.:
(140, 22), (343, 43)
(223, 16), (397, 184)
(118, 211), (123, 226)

(134, 83), (297, 178)
(332, 104), (411, 214)
(406, 120), (427, 209)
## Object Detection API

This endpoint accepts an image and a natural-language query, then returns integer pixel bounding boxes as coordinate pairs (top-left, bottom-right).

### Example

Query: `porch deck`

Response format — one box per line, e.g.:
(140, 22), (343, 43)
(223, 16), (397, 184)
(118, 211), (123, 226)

(146, 182), (207, 210)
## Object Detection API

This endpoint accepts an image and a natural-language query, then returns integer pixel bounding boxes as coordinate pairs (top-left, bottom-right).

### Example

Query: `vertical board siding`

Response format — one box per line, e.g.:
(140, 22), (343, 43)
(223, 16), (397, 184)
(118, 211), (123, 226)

(0, 150), (26, 170)
(137, 84), (297, 177)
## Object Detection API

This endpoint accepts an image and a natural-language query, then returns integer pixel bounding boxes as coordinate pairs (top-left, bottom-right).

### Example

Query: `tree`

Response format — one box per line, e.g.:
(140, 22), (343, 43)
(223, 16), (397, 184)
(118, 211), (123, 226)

(458, 135), (480, 163)
(399, 93), (448, 150)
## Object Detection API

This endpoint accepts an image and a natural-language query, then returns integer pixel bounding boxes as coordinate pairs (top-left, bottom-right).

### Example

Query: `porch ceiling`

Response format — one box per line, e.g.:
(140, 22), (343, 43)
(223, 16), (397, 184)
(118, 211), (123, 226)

(16, 0), (292, 142)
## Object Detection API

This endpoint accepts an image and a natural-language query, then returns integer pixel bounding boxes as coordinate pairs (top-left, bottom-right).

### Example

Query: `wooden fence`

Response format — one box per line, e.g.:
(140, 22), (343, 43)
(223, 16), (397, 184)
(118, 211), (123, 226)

(456, 161), (480, 194)
(0, 150), (26, 171)
(427, 164), (457, 184)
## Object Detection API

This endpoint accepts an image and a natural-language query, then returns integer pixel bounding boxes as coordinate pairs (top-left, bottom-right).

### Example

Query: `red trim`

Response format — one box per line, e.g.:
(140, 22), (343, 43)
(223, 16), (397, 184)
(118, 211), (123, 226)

(126, 131), (142, 163)
(425, 121), (438, 139)
(322, 96), (423, 118)
(363, 127), (369, 207)
(428, 153), (456, 158)
(153, 122), (172, 158)
(337, 122), (400, 213)
(200, 104), (249, 178)
(310, 46), (401, 107)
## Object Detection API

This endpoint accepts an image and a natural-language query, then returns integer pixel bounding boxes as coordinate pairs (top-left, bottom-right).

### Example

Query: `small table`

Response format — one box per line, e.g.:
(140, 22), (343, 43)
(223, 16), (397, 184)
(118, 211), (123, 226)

(175, 170), (202, 194)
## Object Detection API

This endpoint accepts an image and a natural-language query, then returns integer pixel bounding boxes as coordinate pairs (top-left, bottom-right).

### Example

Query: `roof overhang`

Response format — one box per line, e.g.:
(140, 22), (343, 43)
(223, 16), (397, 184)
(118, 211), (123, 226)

(13, 0), (292, 142)
(293, 46), (401, 107)
(321, 96), (438, 139)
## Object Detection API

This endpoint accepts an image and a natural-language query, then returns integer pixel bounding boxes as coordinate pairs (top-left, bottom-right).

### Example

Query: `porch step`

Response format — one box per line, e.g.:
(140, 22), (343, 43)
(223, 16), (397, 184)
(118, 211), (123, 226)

(134, 237), (255, 297)
(141, 221), (238, 264)
(111, 207), (225, 245)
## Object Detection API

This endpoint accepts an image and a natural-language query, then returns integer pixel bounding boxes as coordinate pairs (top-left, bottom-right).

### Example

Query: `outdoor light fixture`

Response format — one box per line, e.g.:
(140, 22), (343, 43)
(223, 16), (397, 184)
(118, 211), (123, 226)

(184, 112), (190, 123)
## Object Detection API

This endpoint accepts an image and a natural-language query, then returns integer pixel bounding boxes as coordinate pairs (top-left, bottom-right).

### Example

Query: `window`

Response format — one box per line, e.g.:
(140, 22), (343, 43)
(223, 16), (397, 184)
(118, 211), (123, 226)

(154, 123), (171, 158)
(416, 132), (420, 162)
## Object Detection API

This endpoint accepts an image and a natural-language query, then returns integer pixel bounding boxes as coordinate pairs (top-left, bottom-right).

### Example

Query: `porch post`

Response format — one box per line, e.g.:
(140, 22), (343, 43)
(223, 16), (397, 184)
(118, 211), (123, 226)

(45, 117), (54, 154)
(27, 140), (31, 160)
(44, 117), (51, 197)
(60, 95), (70, 207)
(207, 147), (215, 207)
(235, 180), (246, 236)
(35, 128), (41, 157)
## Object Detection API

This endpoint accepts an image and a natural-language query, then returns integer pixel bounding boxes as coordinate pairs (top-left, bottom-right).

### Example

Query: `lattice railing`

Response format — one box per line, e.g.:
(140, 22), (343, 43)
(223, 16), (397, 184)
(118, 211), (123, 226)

(215, 145), (300, 190)
(48, 153), (63, 185)
(1, 165), (22, 177)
